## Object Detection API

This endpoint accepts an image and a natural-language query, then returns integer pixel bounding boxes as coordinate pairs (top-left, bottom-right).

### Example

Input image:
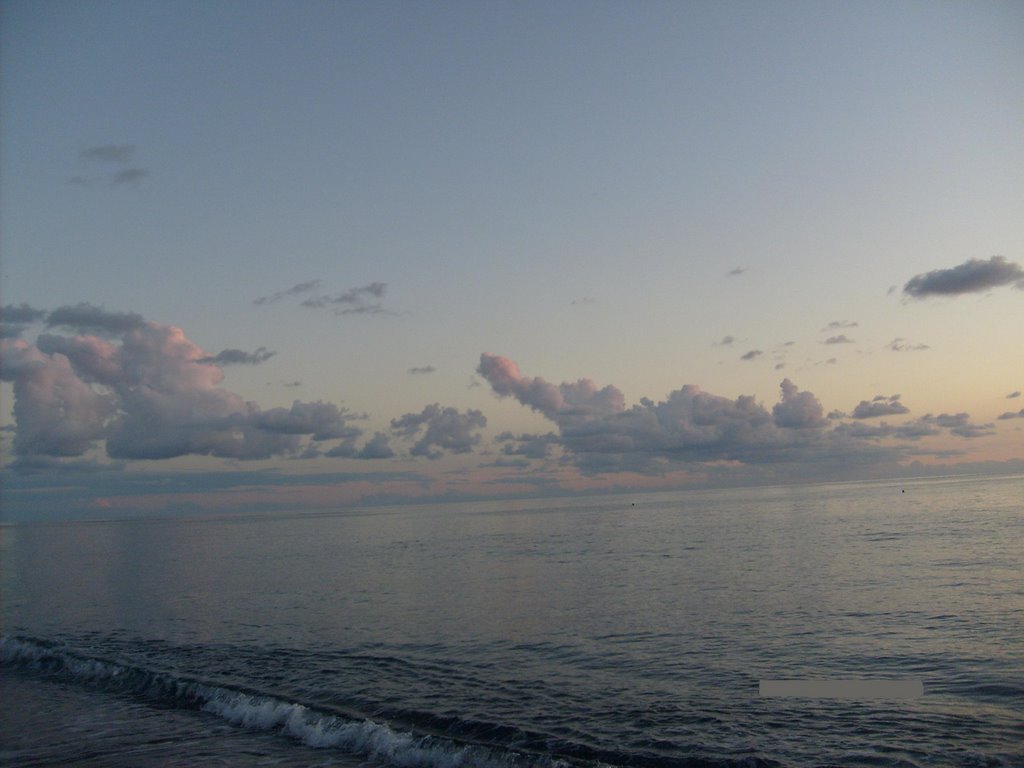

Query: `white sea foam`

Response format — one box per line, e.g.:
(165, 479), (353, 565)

(0, 635), (569, 768)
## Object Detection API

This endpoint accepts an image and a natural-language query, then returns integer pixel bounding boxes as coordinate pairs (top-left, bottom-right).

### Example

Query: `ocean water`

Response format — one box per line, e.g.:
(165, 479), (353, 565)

(1, 474), (1022, 768)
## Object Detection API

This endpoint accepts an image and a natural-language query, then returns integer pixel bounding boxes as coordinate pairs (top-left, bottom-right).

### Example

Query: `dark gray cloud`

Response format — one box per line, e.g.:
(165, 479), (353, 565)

(81, 144), (135, 163)
(111, 168), (148, 185)
(925, 413), (994, 438)
(997, 409), (1024, 420)
(0, 303), (48, 338)
(1, 303), (47, 324)
(740, 350), (762, 361)
(254, 401), (360, 441)
(852, 399), (911, 419)
(199, 347), (276, 366)
(727, 267), (745, 277)
(903, 256), (1024, 298)
(824, 335), (854, 345)
(407, 365), (436, 375)
(46, 302), (145, 335)
(390, 404), (487, 459)
(354, 432), (396, 459)
(1007, 391), (1021, 399)
(496, 431), (560, 459)
(253, 280), (322, 306)
(888, 338), (930, 352)
(716, 335), (736, 346)
(302, 282), (388, 314)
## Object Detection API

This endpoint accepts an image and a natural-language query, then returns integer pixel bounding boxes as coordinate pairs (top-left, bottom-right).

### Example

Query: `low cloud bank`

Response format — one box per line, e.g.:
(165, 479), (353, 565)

(477, 353), (995, 475)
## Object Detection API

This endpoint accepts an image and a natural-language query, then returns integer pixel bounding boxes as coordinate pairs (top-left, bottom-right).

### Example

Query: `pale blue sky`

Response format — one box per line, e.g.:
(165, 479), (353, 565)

(2, 0), (1022, 517)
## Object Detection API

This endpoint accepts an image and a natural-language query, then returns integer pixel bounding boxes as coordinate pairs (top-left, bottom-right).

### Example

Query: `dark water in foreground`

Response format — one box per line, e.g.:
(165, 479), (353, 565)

(2, 475), (1022, 767)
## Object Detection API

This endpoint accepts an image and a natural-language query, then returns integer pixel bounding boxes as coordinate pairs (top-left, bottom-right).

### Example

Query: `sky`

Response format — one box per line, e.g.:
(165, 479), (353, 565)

(1, 0), (1022, 520)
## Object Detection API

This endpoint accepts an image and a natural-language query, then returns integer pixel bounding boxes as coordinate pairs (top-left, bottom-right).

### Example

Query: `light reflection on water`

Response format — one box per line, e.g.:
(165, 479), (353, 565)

(2, 474), (1022, 767)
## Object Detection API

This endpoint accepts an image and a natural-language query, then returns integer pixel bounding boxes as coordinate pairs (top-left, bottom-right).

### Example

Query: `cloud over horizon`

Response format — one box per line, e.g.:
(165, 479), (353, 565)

(476, 354), (992, 476)
(0, 306), (422, 469)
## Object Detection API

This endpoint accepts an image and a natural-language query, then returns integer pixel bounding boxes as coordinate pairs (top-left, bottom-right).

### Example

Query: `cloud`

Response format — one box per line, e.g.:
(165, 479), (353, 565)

(740, 350), (762, 360)
(716, 335), (736, 346)
(253, 280), (322, 306)
(477, 354), (992, 477)
(111, 168), (148, 185)
(496, 431), (560, 459)
(772, 379), (827, 429)
(997, 409), (1024, 420)
(727, 267), (745, 277)
(407, 366), (436, 375)
(852, 398), (911, 419)
(302, 282), (387, 311)
(353, 432), (396, 459)
(824, 320), (858, 330)
(390, 404), (487, 459)
(0, 303), (47, 338)
(824, 335), (854, 345)
(0, 338), (115, 457)
(476, 354), (624, 426)
(888, 338), (929, 352)
(46, 302), (146, 335)
(81, 144), (135, 163)
(198, 347), (276, 366)
(0, 313), (384, 464)
(1, 303), (47, 324)
(903, 256), (1024, 298)
(477, 354), (833, 474)
(1007, 391), (1021, 399)
(924, 412), (994, 438)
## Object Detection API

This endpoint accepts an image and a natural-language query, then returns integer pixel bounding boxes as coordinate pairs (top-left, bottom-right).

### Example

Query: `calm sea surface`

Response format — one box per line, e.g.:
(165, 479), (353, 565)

(2, 475), (1022, 767)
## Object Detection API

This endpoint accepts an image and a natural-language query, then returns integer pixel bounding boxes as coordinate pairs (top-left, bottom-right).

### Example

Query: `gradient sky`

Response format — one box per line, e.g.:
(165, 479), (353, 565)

(2, 0), (1022, 519)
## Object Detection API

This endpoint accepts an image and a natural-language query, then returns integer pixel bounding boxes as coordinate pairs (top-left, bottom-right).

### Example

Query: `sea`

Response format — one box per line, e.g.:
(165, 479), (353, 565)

(1, 474), (1022, 768)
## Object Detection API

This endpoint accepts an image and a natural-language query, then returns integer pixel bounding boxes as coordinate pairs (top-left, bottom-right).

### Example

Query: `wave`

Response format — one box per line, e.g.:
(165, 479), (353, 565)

(0, 635), (570, 768)
(1, 635), (783, 768)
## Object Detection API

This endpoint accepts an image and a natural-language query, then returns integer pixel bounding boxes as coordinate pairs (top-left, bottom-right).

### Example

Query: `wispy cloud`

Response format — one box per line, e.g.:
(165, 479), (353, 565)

(888, 338), (929, 352)
(46, 302), (145, 335)
(74, 144), (149, 186)
(740, 349), (762, 360)
(824, 335), (854, 345)
(997, 409), (1024, 420)
(1007, 391), (1021, 399)
(726, 267), (745, 277)
(824, 320), (858, 330)
(111, 168), (148, 185)
(903, 256), (1024, 298)
(302, 282), (390, 315)
(80, 144), (135, 164)
(254, 280), (322, 306)
(199, 347), (276, 366)
(407, 366), (436, 375)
